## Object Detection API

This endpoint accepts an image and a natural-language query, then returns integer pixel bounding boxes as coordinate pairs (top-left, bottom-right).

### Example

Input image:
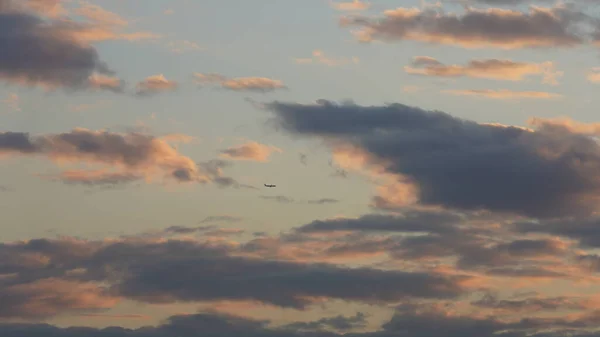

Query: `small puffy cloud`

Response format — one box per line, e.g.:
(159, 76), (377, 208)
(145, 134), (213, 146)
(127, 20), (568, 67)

(135, 74), (178, 96)
(442, 89), (563, 99)
(294, 50), (359, 66)
(87, 73), (125, 92)
(330, 0), (370, 11)
(219, 141), (282, 162)
(341, 5), (596, 49)
(194, 73), (286, 92)
(405, 57), (562, 84)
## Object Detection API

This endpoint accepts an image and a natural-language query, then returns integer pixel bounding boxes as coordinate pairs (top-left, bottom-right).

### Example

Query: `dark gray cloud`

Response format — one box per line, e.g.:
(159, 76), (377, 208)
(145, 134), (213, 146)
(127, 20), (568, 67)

(516, 217), (600, 247)
(265, 100), (600, 219)
(0, 237), (467, 319)
(296, 211), (462, 234)
(4, 305), (600, 337)
(472, 293), (588, 312)
(0, 1), (119, 90)
(281, 312), (368, 332)
(299, 153), (308, 165)
(341, 4), (597, 49)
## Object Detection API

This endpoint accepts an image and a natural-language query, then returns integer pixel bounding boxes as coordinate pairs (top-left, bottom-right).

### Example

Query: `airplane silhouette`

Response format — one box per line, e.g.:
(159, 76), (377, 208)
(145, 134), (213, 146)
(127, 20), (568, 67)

(264, 184), (276, 188)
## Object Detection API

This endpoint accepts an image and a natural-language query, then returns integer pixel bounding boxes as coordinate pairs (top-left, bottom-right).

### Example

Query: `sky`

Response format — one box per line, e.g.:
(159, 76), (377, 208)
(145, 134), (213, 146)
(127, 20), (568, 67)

(5, 0), (600, 336)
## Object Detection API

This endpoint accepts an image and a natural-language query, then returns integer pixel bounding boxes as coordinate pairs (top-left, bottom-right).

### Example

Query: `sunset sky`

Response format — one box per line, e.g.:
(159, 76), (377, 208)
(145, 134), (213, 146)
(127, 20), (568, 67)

(4, 0), (600, 336)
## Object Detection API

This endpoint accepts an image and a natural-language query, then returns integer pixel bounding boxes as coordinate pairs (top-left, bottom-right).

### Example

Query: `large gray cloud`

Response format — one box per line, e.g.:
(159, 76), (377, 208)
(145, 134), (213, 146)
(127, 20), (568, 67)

(265, 100), (600, 219)
(0, 237), (467, 319)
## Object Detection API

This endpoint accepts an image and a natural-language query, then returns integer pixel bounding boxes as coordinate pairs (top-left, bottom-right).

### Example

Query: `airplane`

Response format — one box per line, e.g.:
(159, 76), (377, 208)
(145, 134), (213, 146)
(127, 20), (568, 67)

(264, 184), (276, 188)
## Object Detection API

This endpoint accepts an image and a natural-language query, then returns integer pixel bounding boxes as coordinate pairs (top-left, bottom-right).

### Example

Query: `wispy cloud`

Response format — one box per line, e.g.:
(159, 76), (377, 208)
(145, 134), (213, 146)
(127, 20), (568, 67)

(341, 5), (598, 49)
(194, 73), (286, 92)
(442, 89), (563, 99)
(405, 57), (562, 84)
(135, 74), (178, 96)
(219, 141), (282, 162)
(330, 0), (370, 11)
(294, 50), (359, 66)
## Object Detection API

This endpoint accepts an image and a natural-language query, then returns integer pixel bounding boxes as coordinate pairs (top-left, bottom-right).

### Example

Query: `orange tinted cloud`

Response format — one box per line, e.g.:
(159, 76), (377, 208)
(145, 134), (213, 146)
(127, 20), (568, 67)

(193, 73), (286, 92)
(442, 89), (562, 99)
(219, 141), (282, 162)
(294, 50), (359, 66)
(528, 116), (600, 137)
(0, 278), (119, 319)
(587, 67), (600, 83)
(405, 57), (562, 84)
(0, 128), (216, 186)
(330, 0), (370, 11)
(87, 73), (124, 92)
(135, 74), (178, 96)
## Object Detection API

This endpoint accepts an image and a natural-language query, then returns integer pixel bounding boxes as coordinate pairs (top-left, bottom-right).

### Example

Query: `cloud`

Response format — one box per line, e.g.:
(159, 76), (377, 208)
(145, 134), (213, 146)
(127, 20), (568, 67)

(135, 74), (178, 96)
(0, 235), (467, 319)
(265, 100), (600, 219)
(405, 57), (562, 84)
(196, 159), (255, 189)
(194, 73), (286, 92)
(0, 128), (234, 186)
(200, 215), (244, 224)
(295, 211), (463, 234)
(0, 3), (114, 90)
(281, 312), (368, 332)
(6, 291), (600, 337)
(219, 141), (282, 162)
(587, 67), (600, 83)
(48, 169), (141, 186)
(307, 198), (340, 204)
(2, 93), (20, 112)
(330, 0), (370, 11)
(341, 5), (597, 49)
(168, 40), (202, 53)
(0, 278), (119, 319)
(442, 89), (562, 99)
(294, 50), (359, 66)
(0, 0), (158, 91)
(260, 195), (295, 204)
(527, 116), (600, 137)
(87, 74), (125, 93)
